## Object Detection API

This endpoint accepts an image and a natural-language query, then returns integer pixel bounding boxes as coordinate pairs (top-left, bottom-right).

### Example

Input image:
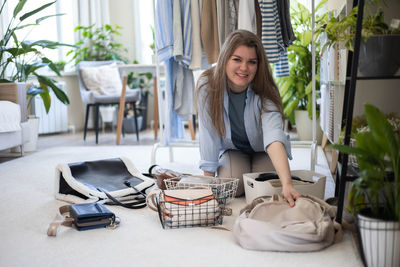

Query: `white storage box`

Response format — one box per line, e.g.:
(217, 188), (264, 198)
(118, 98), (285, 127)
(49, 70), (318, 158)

(243, 170), (326, 204)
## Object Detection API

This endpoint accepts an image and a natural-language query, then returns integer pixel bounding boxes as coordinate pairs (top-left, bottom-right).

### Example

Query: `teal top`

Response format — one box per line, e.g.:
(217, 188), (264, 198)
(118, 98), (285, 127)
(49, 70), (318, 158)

(228, 89), (254, 154)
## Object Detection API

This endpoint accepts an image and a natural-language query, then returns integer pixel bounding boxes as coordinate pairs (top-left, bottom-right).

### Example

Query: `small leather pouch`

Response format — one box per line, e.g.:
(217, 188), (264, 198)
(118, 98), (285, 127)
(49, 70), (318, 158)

(47, 203), (119, 236)
(70, 203), (116, 231)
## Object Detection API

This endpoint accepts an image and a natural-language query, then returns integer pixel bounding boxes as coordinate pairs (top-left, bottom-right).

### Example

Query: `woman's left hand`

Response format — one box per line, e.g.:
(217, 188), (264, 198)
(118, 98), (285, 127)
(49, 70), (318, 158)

(282, 184), (302, 207)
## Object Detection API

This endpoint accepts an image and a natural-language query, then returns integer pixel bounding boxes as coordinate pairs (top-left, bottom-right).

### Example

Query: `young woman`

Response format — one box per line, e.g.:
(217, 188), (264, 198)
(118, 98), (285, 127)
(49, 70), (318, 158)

(196, 30), (301, 206)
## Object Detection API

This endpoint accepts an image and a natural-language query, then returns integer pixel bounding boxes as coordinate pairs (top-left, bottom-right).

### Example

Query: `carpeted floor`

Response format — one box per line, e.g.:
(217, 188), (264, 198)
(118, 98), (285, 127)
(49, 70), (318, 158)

(0, 145), (363, 267)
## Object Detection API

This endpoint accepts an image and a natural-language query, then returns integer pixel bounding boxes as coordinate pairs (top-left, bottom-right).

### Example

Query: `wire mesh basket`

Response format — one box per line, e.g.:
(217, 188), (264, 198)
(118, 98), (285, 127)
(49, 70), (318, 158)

(156, 188), (227, 229)
(164, 175), (239, 203)
(355, 208), (400, 267)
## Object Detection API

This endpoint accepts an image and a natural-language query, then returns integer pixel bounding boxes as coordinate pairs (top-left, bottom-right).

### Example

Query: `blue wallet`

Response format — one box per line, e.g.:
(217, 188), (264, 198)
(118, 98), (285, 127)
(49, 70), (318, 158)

(70, 203), (116, 231)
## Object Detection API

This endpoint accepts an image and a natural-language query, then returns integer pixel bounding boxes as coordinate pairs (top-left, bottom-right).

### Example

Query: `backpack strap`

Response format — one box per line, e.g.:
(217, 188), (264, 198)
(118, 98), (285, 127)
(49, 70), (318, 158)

(146, 189), (161, 212)
(47, 205), (74, 236)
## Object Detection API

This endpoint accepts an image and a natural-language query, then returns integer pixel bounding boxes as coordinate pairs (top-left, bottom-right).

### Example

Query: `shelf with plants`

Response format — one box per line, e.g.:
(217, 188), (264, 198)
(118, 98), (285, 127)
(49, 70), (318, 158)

(329, 0), (400, 223)
(328, 1), (400, 265)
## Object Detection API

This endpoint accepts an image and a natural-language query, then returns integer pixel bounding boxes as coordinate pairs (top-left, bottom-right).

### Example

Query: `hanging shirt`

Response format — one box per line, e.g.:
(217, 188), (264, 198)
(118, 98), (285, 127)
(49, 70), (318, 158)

(238, 0), (257, 34)
(201, 0), (220, 64)
(155, 0), (185, 144)
(216, 0), (231, 48)
(259, 0), (289, 77)
(189, 0), (202, 70)
(173, 0), (192, 67)
(228, 0), (239, 33)
(155, 0), (174, 62)
(277, 0), (296, 47)
(197, 77), (292, 173)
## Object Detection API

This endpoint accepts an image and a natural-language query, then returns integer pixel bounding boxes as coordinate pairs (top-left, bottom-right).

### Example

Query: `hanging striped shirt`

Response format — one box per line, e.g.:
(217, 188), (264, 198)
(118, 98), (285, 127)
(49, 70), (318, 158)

(259, 0), (289, 77)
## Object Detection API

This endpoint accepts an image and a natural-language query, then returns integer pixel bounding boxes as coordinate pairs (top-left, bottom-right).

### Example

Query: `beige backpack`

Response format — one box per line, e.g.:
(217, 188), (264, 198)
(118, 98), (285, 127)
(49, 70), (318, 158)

(233, 195), (342, 252)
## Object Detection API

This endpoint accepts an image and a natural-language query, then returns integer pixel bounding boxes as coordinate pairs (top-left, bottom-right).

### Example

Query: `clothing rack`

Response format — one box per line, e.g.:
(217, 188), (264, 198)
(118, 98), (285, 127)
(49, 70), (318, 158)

(151, 0), (318, 171)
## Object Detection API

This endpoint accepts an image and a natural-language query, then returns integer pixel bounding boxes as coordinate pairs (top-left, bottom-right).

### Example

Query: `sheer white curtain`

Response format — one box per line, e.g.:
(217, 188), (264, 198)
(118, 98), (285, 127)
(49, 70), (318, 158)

(132, 0), (155, 64)
(73, 0), (110, 27)
(0, 0), (9, 39)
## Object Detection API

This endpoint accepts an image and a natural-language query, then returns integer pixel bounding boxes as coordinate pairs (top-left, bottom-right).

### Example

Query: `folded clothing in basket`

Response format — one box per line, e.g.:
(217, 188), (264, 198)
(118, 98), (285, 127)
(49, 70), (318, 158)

(160, 189), (221, 228)
(164, 175), (239, 204)
(146, 188), (226, 229)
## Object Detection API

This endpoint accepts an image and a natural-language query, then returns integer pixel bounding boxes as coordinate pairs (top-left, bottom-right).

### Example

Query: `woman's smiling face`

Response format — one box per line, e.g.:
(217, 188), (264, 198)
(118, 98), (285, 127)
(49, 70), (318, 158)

(226, 45), (258, 93)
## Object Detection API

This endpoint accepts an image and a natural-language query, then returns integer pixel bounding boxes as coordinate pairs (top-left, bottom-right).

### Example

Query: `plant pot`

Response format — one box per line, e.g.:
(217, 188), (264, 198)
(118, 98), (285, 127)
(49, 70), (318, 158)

(356, 210), (400, 267)
(24, 117), (39, 152)
(122, 116), (143, 134)
(294, 110), (323, 144)
(358, 35), (400, 76)
(99, 106), (116, 123)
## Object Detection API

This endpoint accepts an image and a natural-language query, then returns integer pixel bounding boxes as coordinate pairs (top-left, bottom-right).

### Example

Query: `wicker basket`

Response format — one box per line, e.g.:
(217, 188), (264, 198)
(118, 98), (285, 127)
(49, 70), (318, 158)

(164, 175), (239, 204)
(156, 188), (227, 229)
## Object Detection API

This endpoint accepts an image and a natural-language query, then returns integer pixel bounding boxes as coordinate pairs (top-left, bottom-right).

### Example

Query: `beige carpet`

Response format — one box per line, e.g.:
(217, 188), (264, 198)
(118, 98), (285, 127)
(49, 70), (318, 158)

(0, 145), (363, 267)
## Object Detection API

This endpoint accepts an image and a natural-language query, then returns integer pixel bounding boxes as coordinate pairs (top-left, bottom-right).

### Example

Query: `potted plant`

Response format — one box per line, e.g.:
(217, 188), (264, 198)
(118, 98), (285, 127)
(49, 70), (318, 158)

(67, 24), (129, 64)
(276, 0), (326, 142)
(321, 1), (400, 76)
(124, 70), (154, 132)
(0, 0), (72, 114)
(332, 103), (400, 267)
(1, 0), (74, 152)
(338, 113), (400, 168)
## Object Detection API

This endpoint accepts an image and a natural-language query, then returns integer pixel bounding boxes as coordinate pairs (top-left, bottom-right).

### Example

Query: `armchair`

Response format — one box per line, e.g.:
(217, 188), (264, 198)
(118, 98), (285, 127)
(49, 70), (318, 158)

(77, 61), (141, 144)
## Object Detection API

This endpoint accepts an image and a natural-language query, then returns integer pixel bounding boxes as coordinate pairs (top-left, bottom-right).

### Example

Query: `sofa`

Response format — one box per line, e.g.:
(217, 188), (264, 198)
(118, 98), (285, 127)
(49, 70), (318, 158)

(0, 83), (30, 155)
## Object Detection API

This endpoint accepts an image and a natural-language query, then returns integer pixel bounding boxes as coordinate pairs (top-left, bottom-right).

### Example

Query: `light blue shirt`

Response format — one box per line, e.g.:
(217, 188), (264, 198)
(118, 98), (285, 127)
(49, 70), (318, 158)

(155, 0), (174, 62)
(197, 81), (292, 173)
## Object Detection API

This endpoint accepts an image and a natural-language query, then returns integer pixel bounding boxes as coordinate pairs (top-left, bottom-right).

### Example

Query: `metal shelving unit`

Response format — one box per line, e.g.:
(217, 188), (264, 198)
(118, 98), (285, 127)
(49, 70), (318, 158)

(334, 0), (400, 223)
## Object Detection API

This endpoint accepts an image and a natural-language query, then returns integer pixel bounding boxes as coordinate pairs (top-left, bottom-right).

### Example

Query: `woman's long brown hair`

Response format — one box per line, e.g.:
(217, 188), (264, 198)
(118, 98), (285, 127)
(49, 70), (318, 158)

(196, 29), (284, 137)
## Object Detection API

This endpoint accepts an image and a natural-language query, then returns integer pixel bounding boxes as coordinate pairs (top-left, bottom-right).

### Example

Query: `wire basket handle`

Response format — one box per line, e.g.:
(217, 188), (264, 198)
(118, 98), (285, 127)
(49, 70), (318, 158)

(146, 189), (161, 212)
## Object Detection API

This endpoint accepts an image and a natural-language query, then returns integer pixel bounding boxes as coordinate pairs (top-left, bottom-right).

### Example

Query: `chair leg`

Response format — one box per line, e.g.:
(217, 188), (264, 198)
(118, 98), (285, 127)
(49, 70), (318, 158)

(83, 104), (91, 141)
(95, 104), (100, 144)
(132, 102), (139, 141)
(192, 114), (196, 136)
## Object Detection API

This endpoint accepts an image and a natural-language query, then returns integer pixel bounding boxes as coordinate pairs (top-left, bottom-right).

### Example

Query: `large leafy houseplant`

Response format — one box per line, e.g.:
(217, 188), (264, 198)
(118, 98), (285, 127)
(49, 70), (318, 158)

(276, 0), (327, 124)
(332, 103), (400, 223)
(0, 0), (71, 113)
(67, 24), (128, 64)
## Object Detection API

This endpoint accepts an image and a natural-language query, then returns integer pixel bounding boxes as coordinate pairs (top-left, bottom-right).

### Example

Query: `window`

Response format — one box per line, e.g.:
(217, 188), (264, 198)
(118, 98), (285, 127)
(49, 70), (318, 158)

(133, 0), (155, 64)
(5, 0), (75, 70)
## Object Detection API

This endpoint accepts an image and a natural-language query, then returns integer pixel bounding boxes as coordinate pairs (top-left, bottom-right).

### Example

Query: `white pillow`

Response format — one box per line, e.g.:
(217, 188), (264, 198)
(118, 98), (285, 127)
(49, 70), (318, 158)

(80, 63), (122, 95)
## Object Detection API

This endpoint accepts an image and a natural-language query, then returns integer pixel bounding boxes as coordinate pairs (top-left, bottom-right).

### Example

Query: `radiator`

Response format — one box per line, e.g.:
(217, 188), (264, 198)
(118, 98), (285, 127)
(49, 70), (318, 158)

(33, 82), (68, 134)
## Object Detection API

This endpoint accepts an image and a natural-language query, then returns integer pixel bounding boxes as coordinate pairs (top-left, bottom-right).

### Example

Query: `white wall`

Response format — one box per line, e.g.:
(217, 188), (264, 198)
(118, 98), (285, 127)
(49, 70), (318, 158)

(54, 75), (84, 131)
(108, 0), (136, 63)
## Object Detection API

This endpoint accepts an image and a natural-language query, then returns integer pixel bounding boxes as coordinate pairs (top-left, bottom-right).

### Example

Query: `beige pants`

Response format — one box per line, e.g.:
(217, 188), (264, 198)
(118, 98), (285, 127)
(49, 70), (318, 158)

(217, 150), (275, 196)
